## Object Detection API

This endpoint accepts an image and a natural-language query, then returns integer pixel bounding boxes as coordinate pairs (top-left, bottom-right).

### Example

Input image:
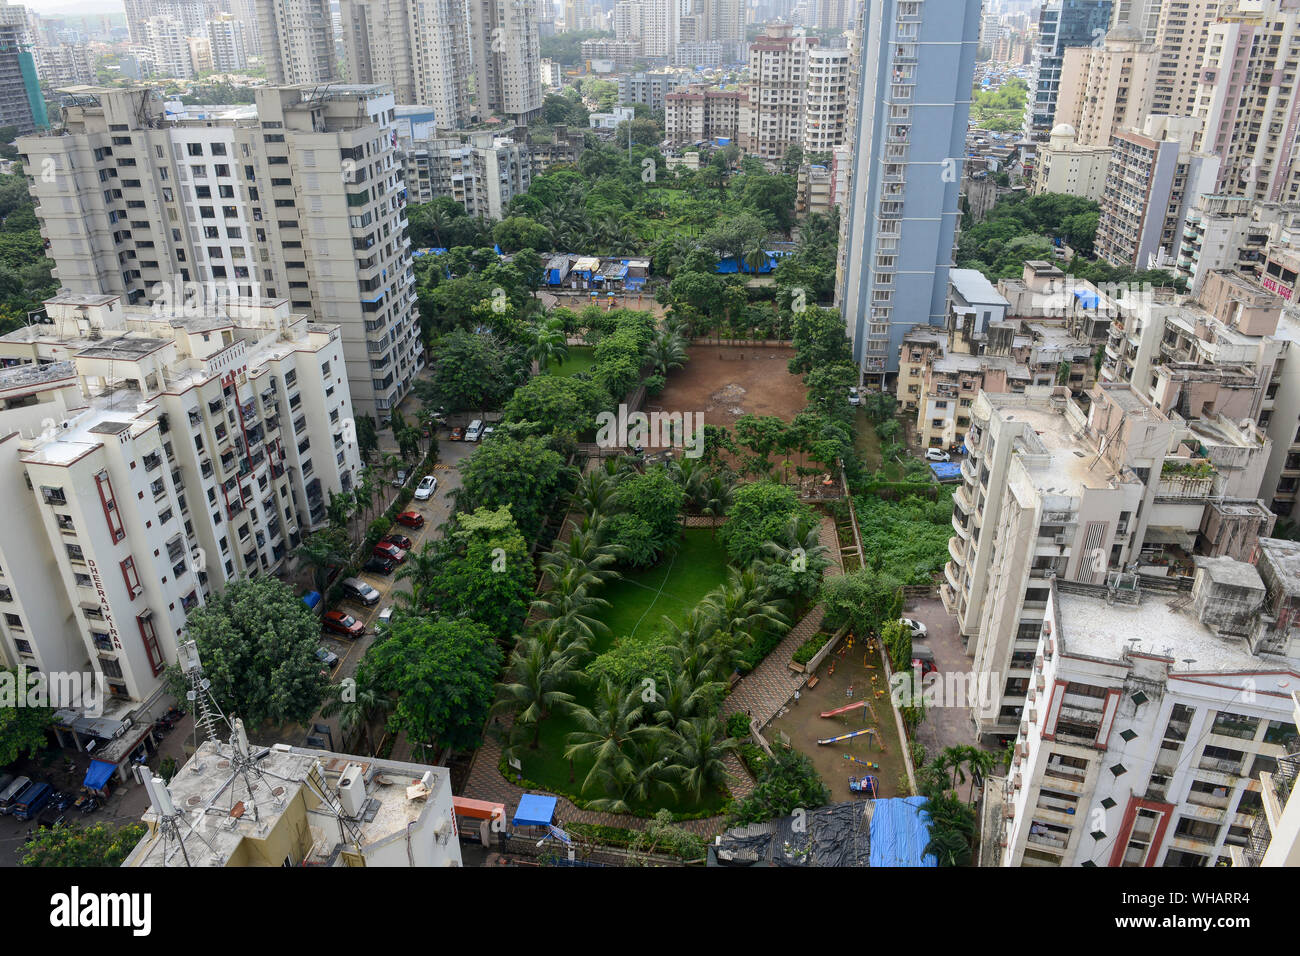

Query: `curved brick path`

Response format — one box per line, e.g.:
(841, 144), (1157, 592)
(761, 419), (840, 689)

(461, 514), (843, 839)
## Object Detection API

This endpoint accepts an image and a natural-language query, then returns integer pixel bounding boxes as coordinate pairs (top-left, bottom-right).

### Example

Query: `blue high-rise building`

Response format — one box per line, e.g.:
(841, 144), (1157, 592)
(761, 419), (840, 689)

(835, 0), (981, 378)
(1026, 0), (1114, 140)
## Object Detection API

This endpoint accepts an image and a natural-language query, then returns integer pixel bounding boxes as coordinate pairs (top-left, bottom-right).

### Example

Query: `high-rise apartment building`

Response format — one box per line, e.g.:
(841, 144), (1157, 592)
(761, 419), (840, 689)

(0, 293), (360, 733)
(618, 70), (688, 110)
(1095, 116), (1220, 269)
(17, 85), (422, 419)
(207, 13), (250, 72)
(835, 0), (981, 377)
(803, 45), (851, 155)
(471, 0), (543, 125)
(123, 0), (208, 44)
(396, 122), (531, 219)
(0, 21), (45, 133)
(1149, 0), (1219, 117)
(738, 23), (814, 162)
(639, 0), (679, 57)
(664, 85), (742, 144)
(1026, 0), (1114, 141)
(34, 43), (97, 88)
(256, 0), (337, 86)
(1055, 29), (1157, 147)
(340, 0), (472, 131)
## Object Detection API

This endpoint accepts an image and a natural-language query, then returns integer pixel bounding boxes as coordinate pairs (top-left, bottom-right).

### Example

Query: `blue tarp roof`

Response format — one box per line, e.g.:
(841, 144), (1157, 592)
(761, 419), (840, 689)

(1073, 288), (1100, 309)
(84, 759), (115, 791)
(513, 793), (557, 827)
(869, 796), (937, 867)
(302, 590), (322, 609)
(930, 461), (963, 481)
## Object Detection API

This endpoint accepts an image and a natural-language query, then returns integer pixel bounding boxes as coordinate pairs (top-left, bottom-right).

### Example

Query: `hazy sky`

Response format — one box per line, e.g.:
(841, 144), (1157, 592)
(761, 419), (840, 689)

(19, 0), (125, 15)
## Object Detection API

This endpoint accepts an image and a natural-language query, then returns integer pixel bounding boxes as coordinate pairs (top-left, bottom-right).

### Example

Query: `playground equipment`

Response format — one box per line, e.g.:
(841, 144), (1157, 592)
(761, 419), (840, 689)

(848, 775), (878, 797)
(817, 728), (873, 746)
(843, 754), (880, 769)
(820, 700), (868, 719)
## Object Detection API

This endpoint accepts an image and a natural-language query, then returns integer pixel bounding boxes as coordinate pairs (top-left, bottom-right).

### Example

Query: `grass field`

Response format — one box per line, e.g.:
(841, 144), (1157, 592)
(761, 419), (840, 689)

(548, 345), (597, 378)
(510, 529), (733, 815)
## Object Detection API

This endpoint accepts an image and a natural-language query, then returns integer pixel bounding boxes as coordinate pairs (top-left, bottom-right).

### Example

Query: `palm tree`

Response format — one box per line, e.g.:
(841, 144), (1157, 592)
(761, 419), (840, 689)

(321, 672), (393, 756)
(742, 237), (769, 278)
(654, 672), (716, 730)
(492, 636), (579, 748)
(573, 468), (622, 518)
(531, 567), (611, 656)
(526, 316), (569, 375)
(667, 455), (711, 514)
(395, 541), (442, 609)
(294, 529), (349, 593)
(647, 328), (688, 378)
(585, 732), (681, 813)
(700, 475), (736, 536)
(672, 716), (738, 800)
(961, 746), (996, 805)
(539, 518), (620, 586)
(761, 513), (832, 597)
(564, 678), (659, 795)
(701, 567), (789, 646)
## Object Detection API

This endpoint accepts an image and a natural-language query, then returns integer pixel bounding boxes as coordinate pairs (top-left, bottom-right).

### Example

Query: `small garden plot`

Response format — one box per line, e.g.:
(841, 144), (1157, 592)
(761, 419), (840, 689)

(549, 345), (597, 378)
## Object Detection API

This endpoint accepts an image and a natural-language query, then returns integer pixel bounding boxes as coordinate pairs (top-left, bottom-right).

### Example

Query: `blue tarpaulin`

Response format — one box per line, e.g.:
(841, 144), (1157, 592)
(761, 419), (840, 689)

(930, 461), (963, 482)
(513, 793), (557, 827)
(83, 759), (115, 791)
(869, 796), (937, 867)
(1073, 289), (1100, 309)
(302, 590), (322, 610)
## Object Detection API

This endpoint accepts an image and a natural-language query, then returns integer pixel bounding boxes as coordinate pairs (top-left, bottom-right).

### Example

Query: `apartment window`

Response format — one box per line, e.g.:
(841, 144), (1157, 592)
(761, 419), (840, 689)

(138, 613), (165, 676)
(120, 556), (142, 597)
(187, 143), (204, 156)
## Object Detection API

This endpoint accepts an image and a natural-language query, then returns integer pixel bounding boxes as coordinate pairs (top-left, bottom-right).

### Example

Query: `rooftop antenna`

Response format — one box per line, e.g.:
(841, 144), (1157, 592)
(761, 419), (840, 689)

(179, 640), (227, 770)
(132, 765), (220, 867)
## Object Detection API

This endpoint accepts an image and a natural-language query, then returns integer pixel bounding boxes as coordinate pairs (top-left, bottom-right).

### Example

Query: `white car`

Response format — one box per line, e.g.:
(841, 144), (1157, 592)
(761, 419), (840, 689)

(900, 618), (928, 640)
(481, 425), (495, 440)
(414, 475), (437, 500)
(465, 419), (484, 442)
(848, 387), (862, 406)
(925, 449), (951, 462)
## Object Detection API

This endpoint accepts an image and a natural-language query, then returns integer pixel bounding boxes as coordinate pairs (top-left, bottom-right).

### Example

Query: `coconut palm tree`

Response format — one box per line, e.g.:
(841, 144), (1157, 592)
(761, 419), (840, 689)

(699, 475), (736, 535)
(564, 678), (660, 795)
(526, 316), (569, 375)
(653, 672), (717, 730)
(539, 519), (621, 586)
(671, 716), (738, 800)
(585, 732), (681, 813)
(321, 671), (393, 756)
(531, 569), (611, 656)
(573, 468), (623, 518)
(701, 567), (789, 646)
(761, 513), (833, 599)
(646, 328), (688, 378)
(394, 541), (442, 608)
(492, 636), (580, 749)
(294, 529), (349, 594)
(961, 745), (997, 805)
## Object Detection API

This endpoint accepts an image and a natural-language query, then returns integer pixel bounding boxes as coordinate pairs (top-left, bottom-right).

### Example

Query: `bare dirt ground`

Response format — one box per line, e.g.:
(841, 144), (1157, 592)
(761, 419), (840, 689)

(648, 344), (807, 426)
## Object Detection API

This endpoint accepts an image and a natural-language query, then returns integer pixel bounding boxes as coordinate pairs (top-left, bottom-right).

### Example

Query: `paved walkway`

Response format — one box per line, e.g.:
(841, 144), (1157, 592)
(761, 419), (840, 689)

(460, 514), (843, 839)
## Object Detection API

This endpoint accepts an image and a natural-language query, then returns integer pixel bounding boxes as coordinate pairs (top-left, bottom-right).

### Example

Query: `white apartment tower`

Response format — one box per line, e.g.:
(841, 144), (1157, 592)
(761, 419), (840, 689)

(256, 0), (337, 85)
(17, 86), (422, 419)
(739, 23), (813, 162)
(471, 0), (543, 125)
(0, 293), (360, 722)
(208, 13), (250, 73)
(803, 45), (851, 155)
(340, 0), (472, 130)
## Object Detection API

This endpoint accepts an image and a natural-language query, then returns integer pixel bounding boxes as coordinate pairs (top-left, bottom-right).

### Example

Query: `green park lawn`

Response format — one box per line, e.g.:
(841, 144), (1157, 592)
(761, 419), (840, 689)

(508, 529), (733, 816)
(548, 345), (597, 378)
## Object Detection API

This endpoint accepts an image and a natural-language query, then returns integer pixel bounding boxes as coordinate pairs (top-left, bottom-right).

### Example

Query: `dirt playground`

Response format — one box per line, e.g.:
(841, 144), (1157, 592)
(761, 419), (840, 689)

(765, 638), (907, 804)
(647, 344), (808, 428)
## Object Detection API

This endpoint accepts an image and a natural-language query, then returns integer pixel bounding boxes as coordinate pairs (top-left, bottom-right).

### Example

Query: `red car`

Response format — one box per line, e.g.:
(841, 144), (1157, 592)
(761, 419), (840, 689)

(323, 610), (365, 638)
(381, 533), (413, 551)
(373, 542), (407, 563)
(394, 510), (425, 530)
(449, 426), (465, 441)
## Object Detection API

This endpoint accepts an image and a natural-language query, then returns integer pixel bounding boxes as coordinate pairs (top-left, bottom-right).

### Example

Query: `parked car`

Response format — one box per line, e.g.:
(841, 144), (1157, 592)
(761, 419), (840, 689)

(0, 773), (12, 799)
(323, 610), (366, 638)
(391, 469), (408, 487)
(316, 646), (340, 669)
(465, 419), (484, 442)
(848, 386), (862, 406)
(449, 426), (465, 441)
(481, 426), (495, 440)
(911, 645), (937, 676)
(377, 606), (394, 631)
(924, 448), (951, 462)
(340, 577), (381, 606)
(0, 775), (30, 814)
(372, 542), (407, 563)
(414, 475), (437, 500)
(381, 533), (413, 551)
(394, 510), (425, 530)
(363, 555), (396, 576)
(900, 618), (928, 639)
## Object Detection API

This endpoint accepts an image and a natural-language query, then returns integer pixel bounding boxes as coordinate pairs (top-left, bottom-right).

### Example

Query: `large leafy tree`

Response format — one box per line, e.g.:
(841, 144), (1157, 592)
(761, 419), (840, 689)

(789, 306), (852, 374)
(0, 666), (54, 765)
(20, 822), (147, 867)
(611, 465), (684, 553)
(821, 567), (904, 638)
(503, 374), (608, 436)
(432, 506), (536, 639)
(183, 576), (329, 726)
(364, 617), (502, 751)
(719, 480), (815, 566)
(425, 328), (519, 411)
(455, 434), (572, 541)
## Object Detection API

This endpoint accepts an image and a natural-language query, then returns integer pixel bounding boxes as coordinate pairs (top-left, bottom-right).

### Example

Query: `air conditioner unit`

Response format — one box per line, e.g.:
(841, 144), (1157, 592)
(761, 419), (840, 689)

(337, 763), (366, 818)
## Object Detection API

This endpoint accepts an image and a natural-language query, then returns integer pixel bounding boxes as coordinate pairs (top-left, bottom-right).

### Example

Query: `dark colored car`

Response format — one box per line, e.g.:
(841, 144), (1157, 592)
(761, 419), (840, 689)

(322, 610), (366, 638)
(363, 555), (396, 576)
(372, 542), (407, 563)
(381, 533), (413, 551)
(394, 510), (425, 530)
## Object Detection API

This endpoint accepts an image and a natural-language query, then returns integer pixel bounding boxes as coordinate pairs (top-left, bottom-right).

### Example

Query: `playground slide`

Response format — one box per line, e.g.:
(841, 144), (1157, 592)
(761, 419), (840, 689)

(817, 729), (873, 746)
(820, 700), (869, 719)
